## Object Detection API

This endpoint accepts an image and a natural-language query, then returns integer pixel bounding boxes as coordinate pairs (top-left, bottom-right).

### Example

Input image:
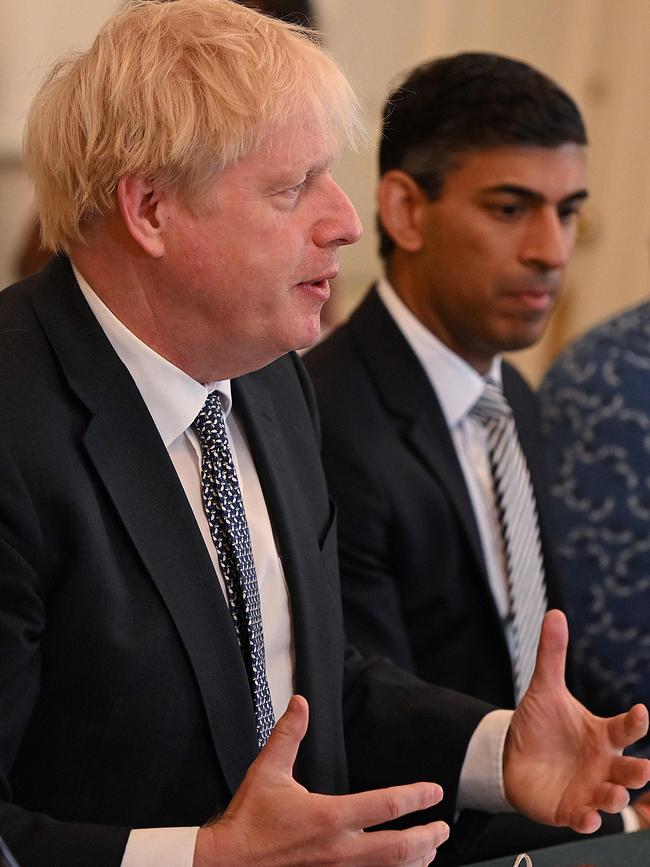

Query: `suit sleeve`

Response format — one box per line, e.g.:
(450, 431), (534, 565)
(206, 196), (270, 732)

(0, 443), (130, 866)
(304, 350), (418, 671)
(342, 644), (492, 826)
(322, 428), (417, 671)
(293, 351), (415, 668)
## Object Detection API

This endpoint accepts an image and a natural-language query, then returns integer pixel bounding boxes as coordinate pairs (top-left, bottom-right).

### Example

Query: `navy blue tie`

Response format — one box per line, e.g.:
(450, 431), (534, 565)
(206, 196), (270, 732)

(194, 390), (275, 747)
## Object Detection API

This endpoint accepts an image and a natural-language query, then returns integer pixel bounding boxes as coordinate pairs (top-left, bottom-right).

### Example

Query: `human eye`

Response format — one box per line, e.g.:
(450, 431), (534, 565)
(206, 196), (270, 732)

(278, 170), (319, 199)
(273, 178), (305, 202)
(267, 176), (305, 204)
(281, 178), (306, 197)
(557, 200), (583, 223)
(488, 198), (526, 220)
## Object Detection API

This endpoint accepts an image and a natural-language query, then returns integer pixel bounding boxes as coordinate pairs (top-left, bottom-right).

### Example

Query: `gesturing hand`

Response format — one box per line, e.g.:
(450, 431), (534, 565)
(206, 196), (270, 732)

(194, 695), (449, 866)
(504, 609), (650, 833)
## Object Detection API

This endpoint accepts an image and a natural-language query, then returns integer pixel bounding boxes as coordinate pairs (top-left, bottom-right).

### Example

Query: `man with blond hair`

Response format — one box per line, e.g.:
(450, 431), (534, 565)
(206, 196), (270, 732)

(0, 2), (649, 866)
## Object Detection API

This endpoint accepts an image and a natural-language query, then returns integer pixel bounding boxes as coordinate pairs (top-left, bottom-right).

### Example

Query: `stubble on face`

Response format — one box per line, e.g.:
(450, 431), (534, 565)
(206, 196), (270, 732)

(397, 144), (587, 373)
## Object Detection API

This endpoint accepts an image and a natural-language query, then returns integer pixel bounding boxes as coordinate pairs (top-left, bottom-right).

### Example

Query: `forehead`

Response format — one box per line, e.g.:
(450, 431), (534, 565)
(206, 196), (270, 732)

(442, 144), (587, 200)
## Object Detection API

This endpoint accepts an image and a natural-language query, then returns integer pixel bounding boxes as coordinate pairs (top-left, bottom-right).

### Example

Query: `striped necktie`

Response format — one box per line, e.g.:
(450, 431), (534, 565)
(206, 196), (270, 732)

(193, 390), (275, 748)
(471, 381), (547, 702)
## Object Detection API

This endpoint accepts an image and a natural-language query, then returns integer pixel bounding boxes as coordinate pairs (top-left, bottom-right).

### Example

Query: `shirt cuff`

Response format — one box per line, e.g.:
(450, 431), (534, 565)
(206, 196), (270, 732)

(120, 827), (199, 867)
(621, 806), (640, 833)
(457, 708), (514, 813)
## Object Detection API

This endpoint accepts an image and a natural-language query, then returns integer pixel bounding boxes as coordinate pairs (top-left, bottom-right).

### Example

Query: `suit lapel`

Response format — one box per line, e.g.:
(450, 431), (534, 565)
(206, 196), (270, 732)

(30, 258), (258, 795)
(349, 287), (487, 577)
(233, 362), (341, 793)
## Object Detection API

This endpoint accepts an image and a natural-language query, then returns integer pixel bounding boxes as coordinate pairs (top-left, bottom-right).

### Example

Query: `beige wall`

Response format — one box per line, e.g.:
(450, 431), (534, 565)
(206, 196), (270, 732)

(0, 0), (118, 286)
(2, 0), (649, 384)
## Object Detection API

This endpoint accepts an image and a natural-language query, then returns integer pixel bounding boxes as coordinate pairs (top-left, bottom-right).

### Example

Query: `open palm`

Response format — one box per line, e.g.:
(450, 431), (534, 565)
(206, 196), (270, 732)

(504, 610), (650, 833)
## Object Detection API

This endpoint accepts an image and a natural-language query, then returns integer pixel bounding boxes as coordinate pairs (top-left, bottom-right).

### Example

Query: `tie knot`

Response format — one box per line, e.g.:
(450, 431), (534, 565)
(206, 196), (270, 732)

(193, 389), (226, 444)
(470, 381), (511, 424)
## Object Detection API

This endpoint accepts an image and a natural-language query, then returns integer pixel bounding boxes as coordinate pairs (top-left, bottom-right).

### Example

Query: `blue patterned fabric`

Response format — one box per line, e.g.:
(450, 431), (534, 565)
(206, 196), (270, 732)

(194, 390), (275, 748)
(540, 302), (650, 757)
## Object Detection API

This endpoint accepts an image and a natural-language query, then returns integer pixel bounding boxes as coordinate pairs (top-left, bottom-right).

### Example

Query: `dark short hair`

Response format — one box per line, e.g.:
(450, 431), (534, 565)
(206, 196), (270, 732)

(378, 52), (587, 260)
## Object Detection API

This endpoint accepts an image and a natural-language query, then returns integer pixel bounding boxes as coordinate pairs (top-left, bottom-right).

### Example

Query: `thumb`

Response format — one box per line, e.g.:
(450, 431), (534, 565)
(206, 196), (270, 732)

(529, 609), (568, 691)
(255, 694), (309, 780)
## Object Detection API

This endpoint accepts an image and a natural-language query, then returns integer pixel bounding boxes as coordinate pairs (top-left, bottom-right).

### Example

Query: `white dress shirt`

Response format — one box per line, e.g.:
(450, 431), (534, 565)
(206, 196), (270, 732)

(72, 267), (517, 866)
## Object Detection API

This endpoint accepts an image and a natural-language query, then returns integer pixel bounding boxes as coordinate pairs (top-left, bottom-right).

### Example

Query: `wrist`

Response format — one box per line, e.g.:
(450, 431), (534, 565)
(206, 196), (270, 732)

(193, 826), (219, 867)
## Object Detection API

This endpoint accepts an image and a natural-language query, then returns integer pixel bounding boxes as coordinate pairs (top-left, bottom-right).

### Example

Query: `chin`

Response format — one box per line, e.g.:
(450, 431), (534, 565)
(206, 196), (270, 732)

(499, 321), (551, 351)
(289, 318), (323, 353)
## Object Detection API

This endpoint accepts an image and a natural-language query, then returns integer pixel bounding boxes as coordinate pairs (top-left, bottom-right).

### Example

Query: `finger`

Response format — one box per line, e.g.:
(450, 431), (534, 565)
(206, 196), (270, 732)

(567, 805), (602, 835)
(529, 609), (568, 689)
(338, 782), (444, 831)
(255, 694), (309, 777)
(347, 820), (450, 866)
(607, 703), (649, 750)
(590, 781), (630, 814)
(609, 754), (650, 790)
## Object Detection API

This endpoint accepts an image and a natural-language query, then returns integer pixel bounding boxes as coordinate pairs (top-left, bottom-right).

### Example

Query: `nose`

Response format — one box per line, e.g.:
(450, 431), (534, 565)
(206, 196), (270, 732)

(314, 177), (363, 248)
(521, 208), (574, 271)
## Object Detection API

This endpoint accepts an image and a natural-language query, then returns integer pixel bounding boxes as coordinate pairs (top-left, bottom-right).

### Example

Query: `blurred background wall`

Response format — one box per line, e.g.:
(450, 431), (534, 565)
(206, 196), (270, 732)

(1, 0), (649, 383)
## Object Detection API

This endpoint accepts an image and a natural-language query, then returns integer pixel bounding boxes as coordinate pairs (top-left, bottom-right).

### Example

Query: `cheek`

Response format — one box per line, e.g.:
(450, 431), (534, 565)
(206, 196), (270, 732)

(433, 224), (495, 281)
(219, 246), (276, 297)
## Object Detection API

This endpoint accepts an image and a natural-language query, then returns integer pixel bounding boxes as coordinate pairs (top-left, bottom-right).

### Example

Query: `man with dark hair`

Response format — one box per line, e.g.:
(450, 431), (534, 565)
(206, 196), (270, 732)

(308, 51), (586, 705)
(376, 52), (587, 260)
(306, 52), (649, 854)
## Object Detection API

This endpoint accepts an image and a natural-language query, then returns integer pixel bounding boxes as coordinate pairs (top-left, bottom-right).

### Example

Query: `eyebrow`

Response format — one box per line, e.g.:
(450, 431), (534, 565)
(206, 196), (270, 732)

(481, 184), (590, 205)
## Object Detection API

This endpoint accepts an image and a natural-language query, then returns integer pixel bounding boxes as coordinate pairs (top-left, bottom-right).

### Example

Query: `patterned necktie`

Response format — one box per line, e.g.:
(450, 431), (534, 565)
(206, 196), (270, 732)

(471, 381), (547, 702)
(193, 390), (275, 748)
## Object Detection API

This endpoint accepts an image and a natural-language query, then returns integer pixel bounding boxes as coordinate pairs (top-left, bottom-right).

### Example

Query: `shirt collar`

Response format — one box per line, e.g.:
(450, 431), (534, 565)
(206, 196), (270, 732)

(376, 278), (502, 427)
(71, 263), (231, 447)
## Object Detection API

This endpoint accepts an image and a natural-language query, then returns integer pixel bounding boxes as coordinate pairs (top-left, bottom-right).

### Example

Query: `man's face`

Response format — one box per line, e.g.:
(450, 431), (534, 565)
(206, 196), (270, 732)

(397, 144), (587, 373)
(156, 120), (362, 381)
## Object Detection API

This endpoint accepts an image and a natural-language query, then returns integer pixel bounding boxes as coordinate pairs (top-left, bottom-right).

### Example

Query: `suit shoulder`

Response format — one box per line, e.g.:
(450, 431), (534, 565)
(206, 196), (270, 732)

(237, 351), (311, 405)
(237, 351), (320, 428)
(541, 301), (650, 397)
(304, 321), (356, 381)
(0, 272), (41, 328)
(0, 258), (74, 363)
(305, 321), (367, 410)
(566, 301), (650, 361)
(502, 359), (536, 406)
(0, 275), (56, 399)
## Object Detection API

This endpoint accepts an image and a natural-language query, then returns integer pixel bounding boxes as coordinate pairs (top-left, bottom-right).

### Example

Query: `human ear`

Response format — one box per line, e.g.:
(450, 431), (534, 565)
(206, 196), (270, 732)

(117, 175), (166, 258)
(376, 170), (430, 254)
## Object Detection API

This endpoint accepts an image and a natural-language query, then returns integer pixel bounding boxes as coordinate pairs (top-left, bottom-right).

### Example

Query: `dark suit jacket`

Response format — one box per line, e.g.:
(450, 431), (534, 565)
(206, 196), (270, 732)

(0, 260), (490, 866)
(306, 286), (566, 708)
(306, 286), (623, 860)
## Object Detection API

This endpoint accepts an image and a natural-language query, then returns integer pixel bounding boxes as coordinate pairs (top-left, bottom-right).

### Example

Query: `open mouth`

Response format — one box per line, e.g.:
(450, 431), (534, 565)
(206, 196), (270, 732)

(296, 274), (335, 301)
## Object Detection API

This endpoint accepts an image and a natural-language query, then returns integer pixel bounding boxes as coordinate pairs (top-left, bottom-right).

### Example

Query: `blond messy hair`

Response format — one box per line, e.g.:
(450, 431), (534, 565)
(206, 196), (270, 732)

(24, 0), (361, 252)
